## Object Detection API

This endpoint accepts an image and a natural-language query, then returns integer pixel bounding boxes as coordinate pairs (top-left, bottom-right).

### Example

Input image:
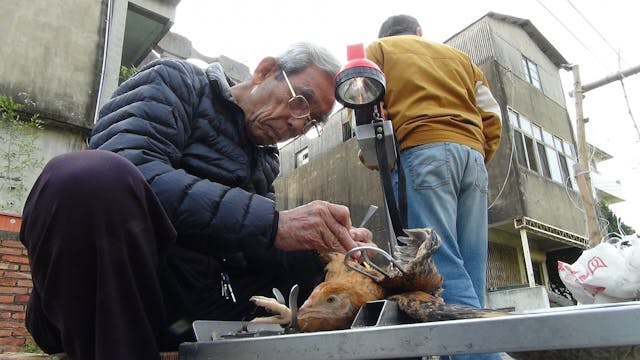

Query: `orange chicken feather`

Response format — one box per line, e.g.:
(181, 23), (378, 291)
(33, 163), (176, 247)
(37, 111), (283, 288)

(296, 253), (386, 331)
(295, 228), (506, 332)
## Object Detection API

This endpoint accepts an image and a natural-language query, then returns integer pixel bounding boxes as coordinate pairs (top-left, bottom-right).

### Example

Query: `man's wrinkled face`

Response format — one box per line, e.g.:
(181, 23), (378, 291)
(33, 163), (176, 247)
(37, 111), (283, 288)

(243, 65), (335, 145)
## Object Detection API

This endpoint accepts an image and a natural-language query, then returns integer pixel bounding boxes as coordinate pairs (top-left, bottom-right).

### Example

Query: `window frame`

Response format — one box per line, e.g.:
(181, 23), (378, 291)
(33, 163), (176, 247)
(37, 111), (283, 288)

(295, 146), (310, 168)
(508, 107), (576, 189)
(522, 56), (542, 90)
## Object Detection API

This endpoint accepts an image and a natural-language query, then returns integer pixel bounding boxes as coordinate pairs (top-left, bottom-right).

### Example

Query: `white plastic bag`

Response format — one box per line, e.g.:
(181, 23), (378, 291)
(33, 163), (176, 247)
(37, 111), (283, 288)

(558, 234), (640, 304)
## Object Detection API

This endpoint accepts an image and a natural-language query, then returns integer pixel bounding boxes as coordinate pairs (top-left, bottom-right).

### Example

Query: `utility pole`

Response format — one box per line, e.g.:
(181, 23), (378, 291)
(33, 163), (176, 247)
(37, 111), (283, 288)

(567, 64), (602, 247)
(566, 63), (640, 247)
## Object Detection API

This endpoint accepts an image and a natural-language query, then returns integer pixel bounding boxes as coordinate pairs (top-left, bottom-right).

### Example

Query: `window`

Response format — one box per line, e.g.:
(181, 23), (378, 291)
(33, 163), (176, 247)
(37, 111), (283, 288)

(536, 143), (551, 178)
(295, 147), (309, 168)
(524, 136), (539, 173)
(509, 108), (577, 189)
(563, 140), (575, 158)
(342, 120), (353, 142)
(513, 130), (527, 166)
(522, 57), (542, 90)
(546, 148), (563, 183)
(558, 155), (573, 189)
(508, 110), (519, 127)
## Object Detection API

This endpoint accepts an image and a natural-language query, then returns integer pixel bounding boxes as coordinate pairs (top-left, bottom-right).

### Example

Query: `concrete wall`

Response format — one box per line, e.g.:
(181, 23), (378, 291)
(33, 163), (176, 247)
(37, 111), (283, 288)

(481, 62), (527, 225)
(500, 70), (574, 141)
(0, 0), (178, 128)
(275, 139), (393, 251)
(486, 285), (550, 312)
(0, 0), (178, 215)
(278, 108), (353, 175)
(488, 18), (567, 107)
(0, 0), (106, 129)
(486, 66), (584, 234)
(520, 172), (586, 235)
(497, 66), (583, 235)
(0, 126), (88, 214)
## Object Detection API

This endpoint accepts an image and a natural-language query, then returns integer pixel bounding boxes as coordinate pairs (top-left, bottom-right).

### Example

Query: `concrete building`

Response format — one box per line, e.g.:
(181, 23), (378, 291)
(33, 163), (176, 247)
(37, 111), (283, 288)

(0, 0), (250, 215)
(275, 12), (623, 310)
(0, 0), (178, 213)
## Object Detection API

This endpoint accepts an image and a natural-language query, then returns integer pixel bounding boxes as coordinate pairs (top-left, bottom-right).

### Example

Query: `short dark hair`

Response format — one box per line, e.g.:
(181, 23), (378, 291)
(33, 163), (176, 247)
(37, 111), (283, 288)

(378, 14), (421, 38)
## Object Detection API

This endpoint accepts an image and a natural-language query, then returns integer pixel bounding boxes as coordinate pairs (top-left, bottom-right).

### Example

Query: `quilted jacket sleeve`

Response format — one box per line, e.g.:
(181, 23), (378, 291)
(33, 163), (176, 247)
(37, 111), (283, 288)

(89, 59), (278, 271)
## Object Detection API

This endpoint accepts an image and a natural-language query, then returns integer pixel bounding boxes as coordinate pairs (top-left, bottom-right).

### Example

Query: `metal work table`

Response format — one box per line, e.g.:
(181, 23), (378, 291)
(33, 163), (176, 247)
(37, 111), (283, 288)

(179, 301), (640, 359)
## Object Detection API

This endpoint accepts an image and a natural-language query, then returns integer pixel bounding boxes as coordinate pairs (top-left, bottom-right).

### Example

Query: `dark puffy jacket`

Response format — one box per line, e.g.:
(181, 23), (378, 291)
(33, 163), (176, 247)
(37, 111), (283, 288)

(89, 59), (281, 271)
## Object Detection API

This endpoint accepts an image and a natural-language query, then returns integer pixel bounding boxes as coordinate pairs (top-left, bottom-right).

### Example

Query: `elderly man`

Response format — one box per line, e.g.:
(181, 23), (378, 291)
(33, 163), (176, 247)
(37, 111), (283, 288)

(21, 42), (373, 359)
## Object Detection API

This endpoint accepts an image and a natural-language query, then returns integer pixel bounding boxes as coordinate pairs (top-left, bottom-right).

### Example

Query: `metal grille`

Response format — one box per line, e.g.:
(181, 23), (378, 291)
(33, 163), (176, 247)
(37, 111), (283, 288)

(487, 242), (523, 290)
(514, 216), (588, 248)
(445, 20), (494, 65)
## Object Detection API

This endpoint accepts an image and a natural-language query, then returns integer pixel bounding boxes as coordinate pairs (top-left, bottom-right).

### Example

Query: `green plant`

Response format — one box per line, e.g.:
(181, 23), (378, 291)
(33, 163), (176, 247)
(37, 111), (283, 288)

(0, 95), (44, 213)
(597, 200), (635, 236)
(119, 64), (138, 83)
(23, 337), (44, 353)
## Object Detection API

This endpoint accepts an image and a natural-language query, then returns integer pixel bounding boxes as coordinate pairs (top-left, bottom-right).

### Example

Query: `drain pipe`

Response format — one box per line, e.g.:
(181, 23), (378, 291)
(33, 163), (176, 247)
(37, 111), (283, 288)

(93, 0), (114, 124)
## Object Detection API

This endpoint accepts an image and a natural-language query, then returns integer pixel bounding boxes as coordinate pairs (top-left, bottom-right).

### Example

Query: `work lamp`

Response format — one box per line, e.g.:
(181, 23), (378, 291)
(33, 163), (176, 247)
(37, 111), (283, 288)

(334, 44), (386, 108)
(333, 44), (404, 249)
(334, 44), (395, 169)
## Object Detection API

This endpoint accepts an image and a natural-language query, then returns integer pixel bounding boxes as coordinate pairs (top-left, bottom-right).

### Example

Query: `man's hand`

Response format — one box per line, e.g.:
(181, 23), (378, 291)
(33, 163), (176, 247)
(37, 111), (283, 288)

(275, 200), (374, 253)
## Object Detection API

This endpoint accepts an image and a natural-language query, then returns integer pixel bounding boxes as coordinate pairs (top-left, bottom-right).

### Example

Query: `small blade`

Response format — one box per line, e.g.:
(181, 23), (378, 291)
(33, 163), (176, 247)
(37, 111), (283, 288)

(287, 284), (300, 330)
(359, 205), (379, 228)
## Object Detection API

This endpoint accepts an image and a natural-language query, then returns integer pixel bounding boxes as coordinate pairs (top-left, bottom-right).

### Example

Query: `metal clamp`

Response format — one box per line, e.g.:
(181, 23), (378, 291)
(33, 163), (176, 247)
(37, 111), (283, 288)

(344, 246), (406, 282)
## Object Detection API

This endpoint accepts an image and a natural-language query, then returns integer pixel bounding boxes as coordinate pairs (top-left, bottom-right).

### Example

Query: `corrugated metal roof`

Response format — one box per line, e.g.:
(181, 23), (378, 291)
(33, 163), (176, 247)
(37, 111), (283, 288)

(446, 12), (569, 67)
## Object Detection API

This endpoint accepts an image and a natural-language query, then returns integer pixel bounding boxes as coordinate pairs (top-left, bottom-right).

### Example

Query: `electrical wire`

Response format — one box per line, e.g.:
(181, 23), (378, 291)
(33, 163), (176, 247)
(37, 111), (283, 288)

(566, 0), (639, 140)
(617, 56), (640, 140)
(534, 0), (612, 73)
(564, 171), (584, 213)
(488, 128), (514, 210)
(488, 65), (518, 210)
(566, 0), (629, 68)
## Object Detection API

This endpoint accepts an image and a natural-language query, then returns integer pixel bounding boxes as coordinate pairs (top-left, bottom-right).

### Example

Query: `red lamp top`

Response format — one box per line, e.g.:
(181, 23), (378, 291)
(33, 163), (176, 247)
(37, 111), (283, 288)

(336, 43), (384, 78)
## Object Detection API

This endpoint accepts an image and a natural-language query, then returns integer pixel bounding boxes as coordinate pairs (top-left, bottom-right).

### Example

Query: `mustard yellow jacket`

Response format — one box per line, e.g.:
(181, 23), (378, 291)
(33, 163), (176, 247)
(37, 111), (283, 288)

(366, 35), (502, 162)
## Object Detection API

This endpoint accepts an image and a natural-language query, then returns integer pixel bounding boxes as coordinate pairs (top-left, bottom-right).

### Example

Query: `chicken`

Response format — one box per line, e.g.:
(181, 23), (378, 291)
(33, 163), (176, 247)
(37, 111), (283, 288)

(249, 295), (293, 326)
(295, 252), (386, 331)
(295, 228), (506, 332)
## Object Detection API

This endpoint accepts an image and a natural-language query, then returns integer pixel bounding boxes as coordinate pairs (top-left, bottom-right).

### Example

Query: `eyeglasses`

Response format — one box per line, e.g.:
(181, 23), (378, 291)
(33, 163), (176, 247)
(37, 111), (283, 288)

(281, 69), (323, 139)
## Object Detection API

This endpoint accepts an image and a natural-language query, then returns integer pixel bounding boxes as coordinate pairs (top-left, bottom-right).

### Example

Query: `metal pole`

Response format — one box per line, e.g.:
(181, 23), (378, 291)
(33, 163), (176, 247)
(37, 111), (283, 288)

(569, 64), (603, 247)
(581, 64), (640, 94)
(519, 228), (536, 287)
(568, 64), (640, 96)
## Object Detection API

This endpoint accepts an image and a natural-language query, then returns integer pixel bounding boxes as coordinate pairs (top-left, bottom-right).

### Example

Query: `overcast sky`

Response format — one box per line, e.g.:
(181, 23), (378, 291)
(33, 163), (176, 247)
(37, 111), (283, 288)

(171, 0), (640, 233)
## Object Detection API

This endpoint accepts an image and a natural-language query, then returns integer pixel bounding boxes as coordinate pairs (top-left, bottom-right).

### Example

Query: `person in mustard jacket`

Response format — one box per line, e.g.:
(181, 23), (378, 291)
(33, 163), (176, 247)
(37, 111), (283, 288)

(366, 14), (502, 360)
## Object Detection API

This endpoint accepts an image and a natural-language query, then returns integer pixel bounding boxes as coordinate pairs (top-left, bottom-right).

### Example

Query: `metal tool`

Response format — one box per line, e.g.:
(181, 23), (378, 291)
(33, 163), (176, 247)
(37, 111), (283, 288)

(286, 284), (299, 331)
(343, 245), (406, 282)
(272, 288), (286, 305)
(358, 204), (378, 228)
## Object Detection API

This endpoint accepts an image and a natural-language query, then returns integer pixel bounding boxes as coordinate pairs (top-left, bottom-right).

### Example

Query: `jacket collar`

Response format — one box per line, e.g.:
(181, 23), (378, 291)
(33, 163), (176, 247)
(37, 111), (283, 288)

(205, 62), (279, 153)
(205, 63), (236, 102)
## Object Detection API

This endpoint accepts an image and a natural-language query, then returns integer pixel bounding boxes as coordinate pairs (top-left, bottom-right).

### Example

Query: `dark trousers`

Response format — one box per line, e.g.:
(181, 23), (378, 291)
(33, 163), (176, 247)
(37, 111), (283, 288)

(20, 150), (322, 359)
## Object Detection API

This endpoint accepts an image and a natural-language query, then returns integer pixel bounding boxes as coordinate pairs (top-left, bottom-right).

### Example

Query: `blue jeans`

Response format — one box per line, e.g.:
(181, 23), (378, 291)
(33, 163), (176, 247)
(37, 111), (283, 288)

(393, 142), (501, 360)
